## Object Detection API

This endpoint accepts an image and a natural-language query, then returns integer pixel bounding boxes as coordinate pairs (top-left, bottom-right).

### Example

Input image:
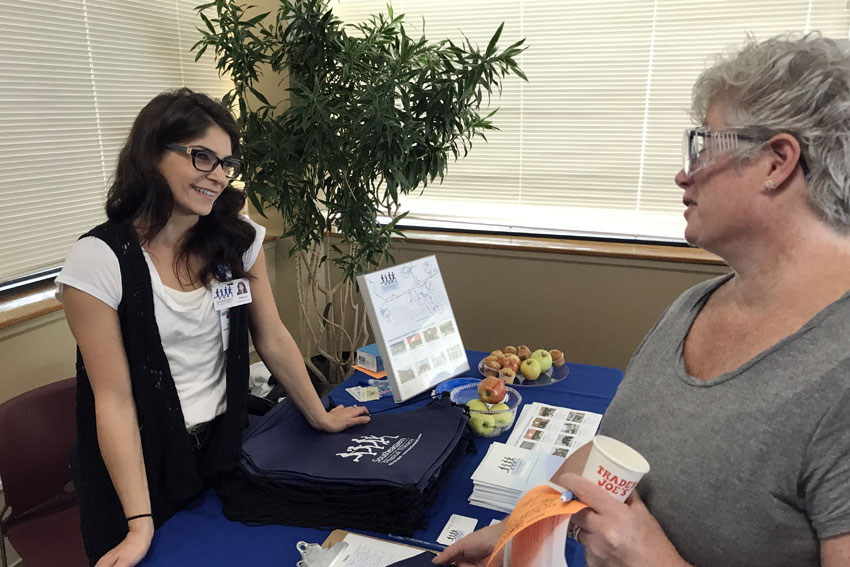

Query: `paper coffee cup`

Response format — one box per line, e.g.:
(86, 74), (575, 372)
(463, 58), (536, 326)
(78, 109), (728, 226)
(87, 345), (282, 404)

(581, 435), (650, 502)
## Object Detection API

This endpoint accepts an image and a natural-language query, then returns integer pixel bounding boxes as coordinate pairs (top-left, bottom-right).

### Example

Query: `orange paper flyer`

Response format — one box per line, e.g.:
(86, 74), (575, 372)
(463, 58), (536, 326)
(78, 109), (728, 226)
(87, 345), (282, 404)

(351, 365), (387, 379)
(486, 485), (586, 567)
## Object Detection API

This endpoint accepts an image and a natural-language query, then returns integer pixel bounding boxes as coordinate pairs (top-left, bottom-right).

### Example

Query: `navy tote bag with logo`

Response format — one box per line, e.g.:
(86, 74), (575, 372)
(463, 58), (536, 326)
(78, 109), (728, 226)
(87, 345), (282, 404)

(216, 396), (472, 535)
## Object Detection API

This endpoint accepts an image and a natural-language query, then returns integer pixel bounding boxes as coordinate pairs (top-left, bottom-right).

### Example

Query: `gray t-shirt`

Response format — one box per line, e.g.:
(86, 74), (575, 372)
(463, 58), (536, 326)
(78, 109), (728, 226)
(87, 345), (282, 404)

(600, 274), (850, 567)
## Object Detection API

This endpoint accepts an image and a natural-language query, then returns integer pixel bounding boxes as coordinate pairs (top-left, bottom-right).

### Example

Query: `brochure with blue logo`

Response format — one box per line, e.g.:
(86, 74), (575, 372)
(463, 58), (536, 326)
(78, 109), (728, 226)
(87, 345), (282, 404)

(357, 255), (469, 402)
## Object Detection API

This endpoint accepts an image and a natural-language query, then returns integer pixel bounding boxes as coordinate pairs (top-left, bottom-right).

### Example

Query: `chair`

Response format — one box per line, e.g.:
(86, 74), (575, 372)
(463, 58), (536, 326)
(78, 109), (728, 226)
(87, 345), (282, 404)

(0, 378), (88, 567)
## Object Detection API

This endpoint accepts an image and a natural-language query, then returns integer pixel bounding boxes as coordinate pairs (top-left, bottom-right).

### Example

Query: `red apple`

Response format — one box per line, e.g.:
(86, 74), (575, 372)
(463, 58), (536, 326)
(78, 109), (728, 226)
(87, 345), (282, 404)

(501, 353), (521, 373)
(478, 376), (506, 404)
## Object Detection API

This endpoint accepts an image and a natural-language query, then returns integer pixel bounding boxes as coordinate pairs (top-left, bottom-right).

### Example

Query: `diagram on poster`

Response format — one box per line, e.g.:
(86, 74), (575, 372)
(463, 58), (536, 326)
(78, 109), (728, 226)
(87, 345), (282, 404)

(357, 256), (469, 402)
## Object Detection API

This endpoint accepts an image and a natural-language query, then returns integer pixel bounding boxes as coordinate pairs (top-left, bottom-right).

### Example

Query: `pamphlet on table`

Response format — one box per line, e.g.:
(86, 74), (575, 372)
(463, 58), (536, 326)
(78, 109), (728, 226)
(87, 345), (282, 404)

(357, 256), (469, 402)
(506, 402), (601, 458)
(468, 443), (564, 513)
(468, 402), (603, 513)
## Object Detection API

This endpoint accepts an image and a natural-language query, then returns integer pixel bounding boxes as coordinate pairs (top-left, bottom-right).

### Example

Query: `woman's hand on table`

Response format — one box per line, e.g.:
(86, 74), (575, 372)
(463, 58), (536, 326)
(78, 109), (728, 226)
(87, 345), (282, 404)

(432, 522), (505, 566)
(94, 517), (154, 567)
(315, 404), (371, 432)
(557, 473), (690, 567)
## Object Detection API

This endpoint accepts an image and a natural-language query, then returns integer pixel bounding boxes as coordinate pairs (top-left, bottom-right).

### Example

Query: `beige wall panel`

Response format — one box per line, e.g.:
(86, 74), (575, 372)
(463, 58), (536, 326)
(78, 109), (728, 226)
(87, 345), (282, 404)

(0, 312), (76, 404)
(273, 239), (728, 371)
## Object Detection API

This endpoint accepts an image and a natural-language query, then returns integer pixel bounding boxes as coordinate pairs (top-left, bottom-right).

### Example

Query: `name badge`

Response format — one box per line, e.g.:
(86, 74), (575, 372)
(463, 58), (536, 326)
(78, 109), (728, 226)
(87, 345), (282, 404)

(211, 278), (252, 311)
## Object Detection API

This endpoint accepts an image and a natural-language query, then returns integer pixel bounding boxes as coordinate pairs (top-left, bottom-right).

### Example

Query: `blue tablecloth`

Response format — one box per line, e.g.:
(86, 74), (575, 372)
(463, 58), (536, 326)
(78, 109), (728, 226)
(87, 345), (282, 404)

(143, 351), (624, 566)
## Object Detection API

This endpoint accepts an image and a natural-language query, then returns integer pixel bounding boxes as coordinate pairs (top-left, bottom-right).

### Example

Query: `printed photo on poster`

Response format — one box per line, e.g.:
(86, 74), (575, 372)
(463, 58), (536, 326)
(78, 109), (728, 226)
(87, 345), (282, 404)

(407, 333), (424, 350)
(424, 326), (440, 343)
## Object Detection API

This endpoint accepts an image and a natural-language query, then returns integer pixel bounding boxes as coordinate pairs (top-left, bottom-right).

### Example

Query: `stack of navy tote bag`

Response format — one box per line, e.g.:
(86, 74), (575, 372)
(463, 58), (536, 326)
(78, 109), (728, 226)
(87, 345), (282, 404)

(216, 396), (473, 535)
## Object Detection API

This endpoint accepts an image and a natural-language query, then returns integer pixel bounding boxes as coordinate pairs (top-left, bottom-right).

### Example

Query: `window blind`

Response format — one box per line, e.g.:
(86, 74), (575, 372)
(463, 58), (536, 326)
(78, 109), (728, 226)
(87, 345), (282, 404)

(0, 0), (231, 283)
(332, 0), (850, 242)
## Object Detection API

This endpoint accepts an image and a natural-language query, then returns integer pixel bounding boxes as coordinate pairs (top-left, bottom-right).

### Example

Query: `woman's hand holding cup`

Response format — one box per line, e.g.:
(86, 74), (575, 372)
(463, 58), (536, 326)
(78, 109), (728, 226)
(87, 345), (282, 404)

(555, 473), (689, 567)
(555, 436), (688, 567)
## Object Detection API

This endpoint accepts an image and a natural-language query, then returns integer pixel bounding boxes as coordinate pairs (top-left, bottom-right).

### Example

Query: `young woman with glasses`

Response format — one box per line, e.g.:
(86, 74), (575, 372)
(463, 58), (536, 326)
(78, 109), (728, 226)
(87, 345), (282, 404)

(56, 89), (370, 567)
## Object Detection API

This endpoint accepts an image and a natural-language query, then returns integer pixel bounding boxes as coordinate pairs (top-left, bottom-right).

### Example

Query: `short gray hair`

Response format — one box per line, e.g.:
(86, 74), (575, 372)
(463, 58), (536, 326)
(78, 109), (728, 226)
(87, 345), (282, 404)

(692, 33), (850, 232)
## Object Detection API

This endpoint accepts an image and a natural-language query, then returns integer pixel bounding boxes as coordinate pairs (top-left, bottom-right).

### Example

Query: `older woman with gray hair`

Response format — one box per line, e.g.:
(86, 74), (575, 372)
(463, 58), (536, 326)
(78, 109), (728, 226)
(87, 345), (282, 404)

(434, 33), (850, 567)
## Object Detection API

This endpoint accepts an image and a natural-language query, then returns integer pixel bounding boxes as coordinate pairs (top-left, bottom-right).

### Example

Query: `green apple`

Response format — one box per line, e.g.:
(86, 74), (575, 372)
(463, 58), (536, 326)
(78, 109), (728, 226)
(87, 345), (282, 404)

(490, 402), (512, 427)
(467, 398), (488, 412)
(520, 357), (542, 381)
(468, 413), (497, 436)
(531, 349), (553, 372)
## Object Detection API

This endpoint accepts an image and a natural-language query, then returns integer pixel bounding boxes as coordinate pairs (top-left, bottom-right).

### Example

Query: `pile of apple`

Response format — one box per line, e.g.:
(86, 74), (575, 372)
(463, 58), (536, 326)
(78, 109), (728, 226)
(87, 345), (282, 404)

(465, 377), (514, 437)
(482, 345), (565, 383)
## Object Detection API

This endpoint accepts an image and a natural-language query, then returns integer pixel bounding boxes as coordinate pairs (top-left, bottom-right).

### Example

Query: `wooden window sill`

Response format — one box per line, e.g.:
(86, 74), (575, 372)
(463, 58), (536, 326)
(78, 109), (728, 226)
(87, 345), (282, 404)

(0, 285), (63, 330)
(393, 229), (725, 265)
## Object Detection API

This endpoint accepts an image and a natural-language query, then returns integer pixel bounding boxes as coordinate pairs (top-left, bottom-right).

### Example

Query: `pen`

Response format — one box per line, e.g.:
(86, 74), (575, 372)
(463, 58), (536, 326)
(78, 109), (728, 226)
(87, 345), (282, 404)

(544, 481), (574, 503)
(384, 534), (447, 551)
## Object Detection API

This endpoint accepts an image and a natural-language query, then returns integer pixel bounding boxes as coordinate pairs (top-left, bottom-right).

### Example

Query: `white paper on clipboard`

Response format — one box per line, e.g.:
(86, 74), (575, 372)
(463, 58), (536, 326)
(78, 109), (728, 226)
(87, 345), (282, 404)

(328, 533), (422, 567)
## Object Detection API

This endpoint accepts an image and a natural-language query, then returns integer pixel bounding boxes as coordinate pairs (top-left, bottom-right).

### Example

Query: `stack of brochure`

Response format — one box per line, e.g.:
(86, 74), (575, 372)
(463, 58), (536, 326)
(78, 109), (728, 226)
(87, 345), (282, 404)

(469, 443), (564, 513)
(468, 403), (604, 514)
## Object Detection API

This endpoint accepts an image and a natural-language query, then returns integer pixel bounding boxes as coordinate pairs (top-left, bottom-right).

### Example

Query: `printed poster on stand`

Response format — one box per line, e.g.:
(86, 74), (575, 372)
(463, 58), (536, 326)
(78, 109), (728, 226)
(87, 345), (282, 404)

(357, 255), (469, 402)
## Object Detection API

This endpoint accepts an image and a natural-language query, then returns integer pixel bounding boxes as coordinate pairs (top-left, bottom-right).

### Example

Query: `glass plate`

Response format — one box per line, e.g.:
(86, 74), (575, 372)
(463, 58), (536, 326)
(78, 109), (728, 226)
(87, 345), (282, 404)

(477, 358), (569, 387)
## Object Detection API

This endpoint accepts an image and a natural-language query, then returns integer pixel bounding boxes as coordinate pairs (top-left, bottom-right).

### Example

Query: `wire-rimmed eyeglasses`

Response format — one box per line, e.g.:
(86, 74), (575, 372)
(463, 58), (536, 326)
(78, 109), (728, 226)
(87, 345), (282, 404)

(166, 144), (243, 180)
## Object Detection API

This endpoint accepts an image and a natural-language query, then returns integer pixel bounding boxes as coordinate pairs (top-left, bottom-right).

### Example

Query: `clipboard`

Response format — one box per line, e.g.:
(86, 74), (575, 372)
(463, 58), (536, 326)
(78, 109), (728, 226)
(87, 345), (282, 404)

(321, 530), (432, 552)
(308, 530), (436, 567)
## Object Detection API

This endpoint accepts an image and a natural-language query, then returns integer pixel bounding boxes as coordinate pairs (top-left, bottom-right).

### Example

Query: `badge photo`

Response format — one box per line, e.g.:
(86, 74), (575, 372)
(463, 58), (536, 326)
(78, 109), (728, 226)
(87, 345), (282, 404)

(212, 278), (252, 311)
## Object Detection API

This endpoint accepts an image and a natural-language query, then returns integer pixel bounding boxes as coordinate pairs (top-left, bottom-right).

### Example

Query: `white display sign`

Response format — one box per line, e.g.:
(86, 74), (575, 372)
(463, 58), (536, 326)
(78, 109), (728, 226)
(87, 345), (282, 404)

(357, 255), (469, 402)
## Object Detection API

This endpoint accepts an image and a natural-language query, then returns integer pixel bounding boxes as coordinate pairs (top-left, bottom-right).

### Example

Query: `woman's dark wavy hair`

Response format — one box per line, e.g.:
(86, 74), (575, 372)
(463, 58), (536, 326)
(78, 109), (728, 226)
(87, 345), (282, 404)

(105, 88), (254, 285)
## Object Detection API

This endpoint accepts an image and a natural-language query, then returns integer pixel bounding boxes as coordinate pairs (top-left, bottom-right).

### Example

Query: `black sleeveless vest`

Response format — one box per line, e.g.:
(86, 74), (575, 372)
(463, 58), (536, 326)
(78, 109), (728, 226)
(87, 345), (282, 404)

(71, 220), (250, 565)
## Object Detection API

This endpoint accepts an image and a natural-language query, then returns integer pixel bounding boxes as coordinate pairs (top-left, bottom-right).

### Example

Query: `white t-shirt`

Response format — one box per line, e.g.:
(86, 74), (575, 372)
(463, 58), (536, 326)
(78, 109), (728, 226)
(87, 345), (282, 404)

(56, 217), (266, 427)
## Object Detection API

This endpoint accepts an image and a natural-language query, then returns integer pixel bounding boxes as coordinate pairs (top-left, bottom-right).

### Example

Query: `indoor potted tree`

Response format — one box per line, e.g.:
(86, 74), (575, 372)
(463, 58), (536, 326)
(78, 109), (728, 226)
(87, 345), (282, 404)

(194, 0), (526, 384)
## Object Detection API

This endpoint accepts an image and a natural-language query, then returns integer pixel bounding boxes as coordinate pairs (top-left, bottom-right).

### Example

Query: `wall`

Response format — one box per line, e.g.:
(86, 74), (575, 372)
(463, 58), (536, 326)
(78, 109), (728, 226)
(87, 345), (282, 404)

(0, 311), (77, 404)
(272, 238), (729, 372)
(0, 236), (727, 404)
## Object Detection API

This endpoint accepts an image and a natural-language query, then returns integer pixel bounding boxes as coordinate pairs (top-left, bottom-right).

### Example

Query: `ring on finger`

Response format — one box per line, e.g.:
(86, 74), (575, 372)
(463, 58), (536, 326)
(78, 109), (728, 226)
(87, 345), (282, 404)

(567, 523), (583, 542)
